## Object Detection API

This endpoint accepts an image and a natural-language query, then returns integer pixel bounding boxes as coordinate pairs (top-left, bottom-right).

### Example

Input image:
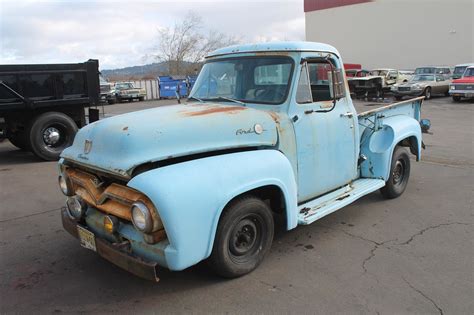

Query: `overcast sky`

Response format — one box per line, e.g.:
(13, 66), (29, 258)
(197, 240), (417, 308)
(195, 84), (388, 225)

(0, 0), (305, 70)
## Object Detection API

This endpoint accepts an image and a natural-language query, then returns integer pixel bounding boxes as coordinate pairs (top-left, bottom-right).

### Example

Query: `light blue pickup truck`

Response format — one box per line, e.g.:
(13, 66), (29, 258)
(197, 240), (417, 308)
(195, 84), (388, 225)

(58, 42), (430, 281)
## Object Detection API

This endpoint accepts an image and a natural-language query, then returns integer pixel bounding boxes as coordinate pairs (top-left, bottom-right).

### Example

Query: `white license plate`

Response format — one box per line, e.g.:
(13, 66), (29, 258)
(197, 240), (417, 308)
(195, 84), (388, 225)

(77, 225), (96, 252)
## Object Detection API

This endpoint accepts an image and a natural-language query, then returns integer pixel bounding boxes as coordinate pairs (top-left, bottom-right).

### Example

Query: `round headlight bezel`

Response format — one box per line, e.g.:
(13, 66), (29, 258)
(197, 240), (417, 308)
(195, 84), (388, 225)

(66, 196), (87, 220)
(58, 174), (74, 196)
(131, 202), (153, 233)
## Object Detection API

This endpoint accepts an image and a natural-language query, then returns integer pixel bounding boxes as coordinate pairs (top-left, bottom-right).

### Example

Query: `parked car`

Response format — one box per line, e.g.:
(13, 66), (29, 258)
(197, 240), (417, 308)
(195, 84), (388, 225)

(99, 74), (116, 104)
(345, 69), (370, 77)
(449, 66), (474, 101)
(348, 68), (411, 97)
(58, 41), (428, 282)
(0, 60), (100, 160)
(415, 66), (451, 78)
(452, 63), (474, 80)
(114, 82), (146, 103)
(391, 73), (450, 100)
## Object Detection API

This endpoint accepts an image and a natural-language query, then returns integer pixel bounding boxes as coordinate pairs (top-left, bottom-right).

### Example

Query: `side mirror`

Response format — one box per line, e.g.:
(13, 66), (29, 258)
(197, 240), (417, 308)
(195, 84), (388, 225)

(420, 119), (431, 133)
(175, 90), (181, 104)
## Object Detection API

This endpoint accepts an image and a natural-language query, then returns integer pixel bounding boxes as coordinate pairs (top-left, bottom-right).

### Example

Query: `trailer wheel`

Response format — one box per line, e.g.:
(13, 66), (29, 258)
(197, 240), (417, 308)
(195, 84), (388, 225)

(208, 196), (274, 278)
(28, 112), (78, 161)
(380, 146), (411, 199)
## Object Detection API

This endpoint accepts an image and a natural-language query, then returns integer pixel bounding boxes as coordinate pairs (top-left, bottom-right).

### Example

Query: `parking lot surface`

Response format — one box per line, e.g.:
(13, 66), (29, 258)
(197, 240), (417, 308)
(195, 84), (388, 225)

(1, 96), (473, 314)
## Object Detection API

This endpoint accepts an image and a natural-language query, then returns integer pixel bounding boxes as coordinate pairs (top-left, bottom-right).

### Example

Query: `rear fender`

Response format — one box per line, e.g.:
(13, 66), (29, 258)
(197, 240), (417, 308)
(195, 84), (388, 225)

(360, 115), (421, 180)
(127, 149), (297, 271)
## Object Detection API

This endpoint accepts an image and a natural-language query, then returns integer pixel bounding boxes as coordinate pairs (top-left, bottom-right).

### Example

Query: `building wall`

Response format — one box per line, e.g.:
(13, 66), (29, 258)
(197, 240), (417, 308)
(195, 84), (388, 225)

(305, 0), (474, 69)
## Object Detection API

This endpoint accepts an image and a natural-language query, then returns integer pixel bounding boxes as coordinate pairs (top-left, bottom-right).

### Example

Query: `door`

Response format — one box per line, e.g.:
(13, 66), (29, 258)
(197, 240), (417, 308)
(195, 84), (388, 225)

(292, 58), (359, 202)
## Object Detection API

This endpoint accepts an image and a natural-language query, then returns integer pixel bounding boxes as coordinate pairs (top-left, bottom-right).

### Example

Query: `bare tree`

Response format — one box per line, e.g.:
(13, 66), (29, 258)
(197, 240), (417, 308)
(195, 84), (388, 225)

(154, 12), (238, 75)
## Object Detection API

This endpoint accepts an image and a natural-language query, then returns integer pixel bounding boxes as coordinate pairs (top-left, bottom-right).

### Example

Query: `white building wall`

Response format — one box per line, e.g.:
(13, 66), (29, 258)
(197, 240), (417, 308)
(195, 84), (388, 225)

(305, 0), (474, 69)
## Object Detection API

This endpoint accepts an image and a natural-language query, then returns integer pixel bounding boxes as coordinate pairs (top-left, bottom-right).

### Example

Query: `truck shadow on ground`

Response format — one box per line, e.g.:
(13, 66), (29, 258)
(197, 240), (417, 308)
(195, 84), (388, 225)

(0, 144), (42, 165)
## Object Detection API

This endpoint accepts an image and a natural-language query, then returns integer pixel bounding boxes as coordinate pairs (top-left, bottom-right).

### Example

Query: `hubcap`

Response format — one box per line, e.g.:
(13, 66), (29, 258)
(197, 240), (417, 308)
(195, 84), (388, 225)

(43, 127), (61, 146)
(392, 160), (405, 185)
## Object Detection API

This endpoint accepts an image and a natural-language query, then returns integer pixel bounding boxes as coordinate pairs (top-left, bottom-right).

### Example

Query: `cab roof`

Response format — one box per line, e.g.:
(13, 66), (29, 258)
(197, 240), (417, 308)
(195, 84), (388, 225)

(207, 41), (340, 58)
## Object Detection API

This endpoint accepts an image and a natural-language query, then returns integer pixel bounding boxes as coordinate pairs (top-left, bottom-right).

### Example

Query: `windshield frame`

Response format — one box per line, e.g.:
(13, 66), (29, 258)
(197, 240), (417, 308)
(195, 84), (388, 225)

(190, 55), (296, 106)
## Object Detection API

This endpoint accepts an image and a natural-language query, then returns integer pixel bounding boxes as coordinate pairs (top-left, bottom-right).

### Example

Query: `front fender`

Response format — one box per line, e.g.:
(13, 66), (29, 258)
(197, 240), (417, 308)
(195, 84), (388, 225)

(127, 150), (297, 271)
(360, 115), (422, 180)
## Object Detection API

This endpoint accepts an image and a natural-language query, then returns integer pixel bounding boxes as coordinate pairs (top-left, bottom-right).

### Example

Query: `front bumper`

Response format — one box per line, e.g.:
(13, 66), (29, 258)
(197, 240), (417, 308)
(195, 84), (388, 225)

(392, 89), (423, 96)
(449, 90), (474, 98)
(61, 208), (160, 282)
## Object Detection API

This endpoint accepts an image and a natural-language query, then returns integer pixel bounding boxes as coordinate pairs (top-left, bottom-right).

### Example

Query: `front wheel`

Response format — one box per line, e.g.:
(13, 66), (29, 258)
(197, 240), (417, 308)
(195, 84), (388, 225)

(452, 96), (461, 102)
(380, 146), (411, 199)
(423, 87), (431, 100)
(208, 196), (274, 278)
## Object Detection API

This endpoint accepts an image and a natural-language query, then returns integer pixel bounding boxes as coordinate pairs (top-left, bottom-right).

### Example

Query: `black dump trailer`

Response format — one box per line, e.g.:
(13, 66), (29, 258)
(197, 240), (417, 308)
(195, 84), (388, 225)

(0, 60), (100, 161)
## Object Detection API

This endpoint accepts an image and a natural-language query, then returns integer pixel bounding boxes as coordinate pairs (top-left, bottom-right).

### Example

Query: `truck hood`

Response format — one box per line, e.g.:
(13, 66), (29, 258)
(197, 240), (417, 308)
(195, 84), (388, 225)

(61, 103), (278, 179)
(452, 77), (474, 84)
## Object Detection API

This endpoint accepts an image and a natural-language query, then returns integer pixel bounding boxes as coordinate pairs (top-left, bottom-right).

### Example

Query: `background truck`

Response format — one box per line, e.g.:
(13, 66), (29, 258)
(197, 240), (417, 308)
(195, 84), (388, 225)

(0, 60), (100, 160)
(58, 42), (429, 282)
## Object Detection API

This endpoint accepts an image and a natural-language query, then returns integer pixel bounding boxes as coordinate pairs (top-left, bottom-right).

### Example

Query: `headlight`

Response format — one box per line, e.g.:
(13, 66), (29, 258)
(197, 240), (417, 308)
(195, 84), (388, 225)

(413, 85), (422, 90)
(131, 202), (153, 233)
(58, 174), (73, 196)
(450, 85), (455, 90)
(66, 196), (87, 220)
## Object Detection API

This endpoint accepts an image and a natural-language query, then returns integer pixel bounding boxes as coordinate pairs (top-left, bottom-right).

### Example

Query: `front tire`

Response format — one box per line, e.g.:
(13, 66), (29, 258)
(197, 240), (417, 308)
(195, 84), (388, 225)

(28, 112), (78, 161)
(380, 146), (411, 199)
(208, 196), (274, 278)
(423, 87), (431, 100)
(452, 96), (461, 102)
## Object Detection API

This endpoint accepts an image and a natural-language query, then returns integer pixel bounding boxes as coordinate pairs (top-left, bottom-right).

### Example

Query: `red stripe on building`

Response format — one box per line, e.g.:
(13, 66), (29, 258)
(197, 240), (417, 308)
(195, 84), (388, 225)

(304, 0), (373, 12)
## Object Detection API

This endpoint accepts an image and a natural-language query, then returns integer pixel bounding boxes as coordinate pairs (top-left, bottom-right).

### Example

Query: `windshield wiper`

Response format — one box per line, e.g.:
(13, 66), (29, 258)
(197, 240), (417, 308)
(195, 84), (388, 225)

(188, 96), (203, 103)
(206, 96), (246, 106)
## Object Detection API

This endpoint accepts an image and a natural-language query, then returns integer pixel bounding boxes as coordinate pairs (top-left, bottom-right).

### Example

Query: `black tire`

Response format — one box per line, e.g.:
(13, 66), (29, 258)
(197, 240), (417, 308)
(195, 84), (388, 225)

(138, 96), (145, 101)
(116, 96), (122, 103)
(208, 196), (274, 278)
(423, 87), (431, 100)
(380, 146), (411, 199)
(7, 131), (29, 150)
(452, 96), (461, 102)
(395, 95), (403, 101)
(107, 98), (116, 105)
(28, 112), (78, 161)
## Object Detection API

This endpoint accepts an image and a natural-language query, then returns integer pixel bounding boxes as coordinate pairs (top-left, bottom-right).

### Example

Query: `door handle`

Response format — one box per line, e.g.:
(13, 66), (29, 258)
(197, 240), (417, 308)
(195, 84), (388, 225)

(340, 112), (354, 118)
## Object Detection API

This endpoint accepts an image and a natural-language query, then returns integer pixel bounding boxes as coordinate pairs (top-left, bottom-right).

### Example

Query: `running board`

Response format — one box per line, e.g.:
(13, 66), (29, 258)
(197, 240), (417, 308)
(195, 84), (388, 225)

(298, 178), (386, 225)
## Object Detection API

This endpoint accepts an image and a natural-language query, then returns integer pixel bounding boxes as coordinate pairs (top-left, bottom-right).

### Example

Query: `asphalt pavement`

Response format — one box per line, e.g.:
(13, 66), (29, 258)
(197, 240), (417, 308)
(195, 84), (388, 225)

(0, 96), (472, 314)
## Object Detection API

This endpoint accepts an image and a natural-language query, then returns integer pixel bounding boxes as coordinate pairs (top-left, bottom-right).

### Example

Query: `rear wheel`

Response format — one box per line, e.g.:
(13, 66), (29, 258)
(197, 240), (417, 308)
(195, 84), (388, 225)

(7, 131), (29, 150)
(28, 112), (78, 161)
(208, 196), (274, 278)
(452, 96), (461, 102)
(380, 146), (411, 199)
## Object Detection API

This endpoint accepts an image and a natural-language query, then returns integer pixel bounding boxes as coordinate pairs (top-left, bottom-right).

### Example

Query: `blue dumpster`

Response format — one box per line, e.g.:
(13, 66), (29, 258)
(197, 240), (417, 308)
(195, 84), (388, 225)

(158, 76), (188, 99)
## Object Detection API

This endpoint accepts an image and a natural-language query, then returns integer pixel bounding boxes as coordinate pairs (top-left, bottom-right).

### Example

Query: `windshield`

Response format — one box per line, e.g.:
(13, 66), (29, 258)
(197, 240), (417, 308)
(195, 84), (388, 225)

(189, 56), (294, 104)
(463, 68), (474, 77)
(412, 75), (434, 82)
(116, 83), (134, 89)
(454, 66), (467, 74)
(369, 70), (389, 76)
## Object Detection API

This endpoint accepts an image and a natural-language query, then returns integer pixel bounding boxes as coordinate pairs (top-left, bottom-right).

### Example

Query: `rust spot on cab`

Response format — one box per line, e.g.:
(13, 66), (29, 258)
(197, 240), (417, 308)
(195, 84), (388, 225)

(184, 106), (247, 117)
(123, 126), (129, 131)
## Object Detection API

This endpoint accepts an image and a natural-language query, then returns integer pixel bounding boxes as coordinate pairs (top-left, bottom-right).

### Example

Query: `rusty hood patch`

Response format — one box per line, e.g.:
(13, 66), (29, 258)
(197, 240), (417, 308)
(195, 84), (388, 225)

(61, 103), (278, 178)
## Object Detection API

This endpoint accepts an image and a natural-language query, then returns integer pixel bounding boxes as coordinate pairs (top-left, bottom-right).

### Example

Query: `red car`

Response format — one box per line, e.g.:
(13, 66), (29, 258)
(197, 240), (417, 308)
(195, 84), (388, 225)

(449, 66), (474, 101)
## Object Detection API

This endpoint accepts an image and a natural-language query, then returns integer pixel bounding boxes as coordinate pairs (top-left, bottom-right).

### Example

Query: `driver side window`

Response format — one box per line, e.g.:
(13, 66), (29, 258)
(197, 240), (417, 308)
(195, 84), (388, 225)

(296, 61), (344, 104)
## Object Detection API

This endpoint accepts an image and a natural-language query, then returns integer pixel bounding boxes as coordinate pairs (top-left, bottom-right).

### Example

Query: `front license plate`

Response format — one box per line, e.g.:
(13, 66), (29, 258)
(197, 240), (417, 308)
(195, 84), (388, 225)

(77, 225), (96, 252)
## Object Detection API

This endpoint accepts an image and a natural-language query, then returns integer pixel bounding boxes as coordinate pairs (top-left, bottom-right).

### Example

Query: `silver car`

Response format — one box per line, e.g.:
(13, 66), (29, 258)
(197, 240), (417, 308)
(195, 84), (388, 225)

(391, 74), (450, 100)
